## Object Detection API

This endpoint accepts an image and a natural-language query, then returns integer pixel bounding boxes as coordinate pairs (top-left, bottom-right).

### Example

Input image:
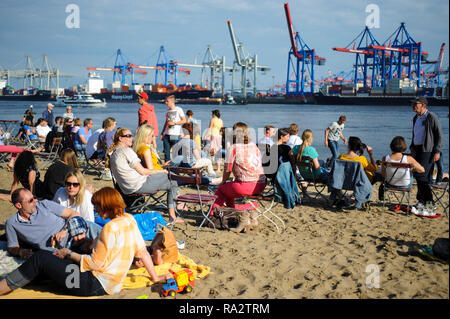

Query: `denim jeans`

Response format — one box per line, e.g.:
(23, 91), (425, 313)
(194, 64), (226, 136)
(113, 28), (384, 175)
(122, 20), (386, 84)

(328, 140), (339, 167)
(413, 151), (434, 203)
(5, 250), (106, 297)
(431, 154), (444, 183)
(162, 134), (180, 162)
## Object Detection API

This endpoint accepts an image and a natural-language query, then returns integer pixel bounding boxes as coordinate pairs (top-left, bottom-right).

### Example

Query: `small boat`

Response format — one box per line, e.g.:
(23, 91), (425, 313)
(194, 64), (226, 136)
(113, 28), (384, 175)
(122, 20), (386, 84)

(224, 94), (236, 105)
(55, 93), (106, 107)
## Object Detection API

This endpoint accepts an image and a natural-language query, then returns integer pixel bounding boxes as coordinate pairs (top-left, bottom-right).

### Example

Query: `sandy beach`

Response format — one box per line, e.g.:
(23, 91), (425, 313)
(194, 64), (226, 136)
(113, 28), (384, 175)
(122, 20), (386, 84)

(0, 157), (448, 300)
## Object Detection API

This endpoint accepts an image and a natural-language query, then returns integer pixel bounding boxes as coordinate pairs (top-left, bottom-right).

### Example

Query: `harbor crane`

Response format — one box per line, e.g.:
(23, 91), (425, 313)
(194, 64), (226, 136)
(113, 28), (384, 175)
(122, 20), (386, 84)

(86, 49), (148, 86)
(283, 2), (326, 96)
(3, 54), (72, 91)
(420, 43), (446, 88)
(333, 23), (429, 88)
(227, 20), (270, 98)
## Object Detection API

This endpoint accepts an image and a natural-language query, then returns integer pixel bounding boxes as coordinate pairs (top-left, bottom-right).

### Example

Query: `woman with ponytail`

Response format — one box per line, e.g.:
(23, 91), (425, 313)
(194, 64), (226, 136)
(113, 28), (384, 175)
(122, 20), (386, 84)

(292, 129), (329, 181)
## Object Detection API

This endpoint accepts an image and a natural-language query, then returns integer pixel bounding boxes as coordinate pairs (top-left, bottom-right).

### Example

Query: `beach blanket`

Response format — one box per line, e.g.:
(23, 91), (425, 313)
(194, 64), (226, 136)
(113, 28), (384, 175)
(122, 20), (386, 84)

(123, 254), (211, 290)
(0, 253), (210, 299)
(0, 241), (24, 281)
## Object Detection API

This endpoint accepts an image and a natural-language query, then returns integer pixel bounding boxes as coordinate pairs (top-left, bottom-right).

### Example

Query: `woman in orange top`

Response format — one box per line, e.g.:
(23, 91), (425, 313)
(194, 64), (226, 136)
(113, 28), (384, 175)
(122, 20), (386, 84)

(338, 136), (378, 183)
(0, 187), (169, 296)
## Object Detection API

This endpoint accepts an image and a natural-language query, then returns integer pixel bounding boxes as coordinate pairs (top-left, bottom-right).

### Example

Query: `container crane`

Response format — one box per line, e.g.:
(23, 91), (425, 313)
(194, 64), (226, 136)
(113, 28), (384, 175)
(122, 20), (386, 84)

(420, 43), (446, 88)
(283, 2), (326, 96)
(86, 49), (148, 86)
(227, 20), (270, 98)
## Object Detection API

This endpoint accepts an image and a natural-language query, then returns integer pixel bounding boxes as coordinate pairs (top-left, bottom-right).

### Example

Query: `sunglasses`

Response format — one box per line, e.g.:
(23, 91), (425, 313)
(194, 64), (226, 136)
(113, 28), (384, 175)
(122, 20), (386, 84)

(26, 196), (37, 203)
(121, 134), (133, 138)
(65, 182), (80, 187)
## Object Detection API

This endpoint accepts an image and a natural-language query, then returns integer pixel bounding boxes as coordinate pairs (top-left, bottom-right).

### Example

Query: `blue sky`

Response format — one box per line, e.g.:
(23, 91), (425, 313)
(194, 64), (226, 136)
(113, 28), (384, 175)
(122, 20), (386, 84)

(0, 0), (448, 91)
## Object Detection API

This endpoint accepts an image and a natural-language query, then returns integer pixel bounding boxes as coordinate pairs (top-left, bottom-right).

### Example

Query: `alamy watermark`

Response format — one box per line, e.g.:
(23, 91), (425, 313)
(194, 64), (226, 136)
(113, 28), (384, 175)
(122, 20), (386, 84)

(365, 4), (380, 29)
(365, 264), (380, 289)
(65, 264), (80, 289)
(65, 4), (80, 29)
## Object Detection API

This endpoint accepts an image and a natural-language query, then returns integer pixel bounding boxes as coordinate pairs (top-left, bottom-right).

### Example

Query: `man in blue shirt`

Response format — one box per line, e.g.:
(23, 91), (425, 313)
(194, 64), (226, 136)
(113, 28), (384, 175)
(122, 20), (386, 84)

(5, 188), (81, 259)
(75, 118), (93, 152)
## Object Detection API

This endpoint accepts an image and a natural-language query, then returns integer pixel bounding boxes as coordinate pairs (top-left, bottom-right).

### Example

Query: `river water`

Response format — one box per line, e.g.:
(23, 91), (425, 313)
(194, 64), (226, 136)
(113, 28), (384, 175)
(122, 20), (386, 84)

(1, 100), (448, 171)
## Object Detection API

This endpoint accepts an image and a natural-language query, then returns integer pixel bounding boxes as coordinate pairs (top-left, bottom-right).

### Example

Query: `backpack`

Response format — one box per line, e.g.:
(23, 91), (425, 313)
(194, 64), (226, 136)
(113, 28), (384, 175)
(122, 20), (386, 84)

(205, 207), (244, 230)
(432, 238), (449, 261)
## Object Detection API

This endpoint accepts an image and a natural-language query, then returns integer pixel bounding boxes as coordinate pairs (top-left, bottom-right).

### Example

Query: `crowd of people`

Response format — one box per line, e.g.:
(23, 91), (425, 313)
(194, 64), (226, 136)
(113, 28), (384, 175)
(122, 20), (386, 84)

(0, 94), (446, 297)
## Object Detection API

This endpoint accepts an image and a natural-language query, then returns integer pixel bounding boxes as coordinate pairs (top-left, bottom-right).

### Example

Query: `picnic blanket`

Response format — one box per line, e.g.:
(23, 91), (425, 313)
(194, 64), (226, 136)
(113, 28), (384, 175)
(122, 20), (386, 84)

(123, 253), (211, 289)
(0, 252), (210, 299)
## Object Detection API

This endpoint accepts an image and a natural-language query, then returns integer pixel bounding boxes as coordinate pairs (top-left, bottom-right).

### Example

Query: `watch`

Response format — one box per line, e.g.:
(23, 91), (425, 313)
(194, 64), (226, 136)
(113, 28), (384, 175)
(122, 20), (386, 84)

(66, 251), (72, 259)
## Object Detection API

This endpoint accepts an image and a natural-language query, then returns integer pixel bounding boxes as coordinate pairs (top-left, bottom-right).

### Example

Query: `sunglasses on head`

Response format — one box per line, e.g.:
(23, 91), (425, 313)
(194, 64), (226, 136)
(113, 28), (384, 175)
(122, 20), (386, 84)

(65, 182), (80, 187)
(121, 134), (133, 138)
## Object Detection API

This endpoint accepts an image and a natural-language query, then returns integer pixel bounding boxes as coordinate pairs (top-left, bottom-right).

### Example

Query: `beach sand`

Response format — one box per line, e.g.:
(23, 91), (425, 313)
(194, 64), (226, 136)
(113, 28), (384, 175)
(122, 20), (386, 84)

(0, 160), (448, 299)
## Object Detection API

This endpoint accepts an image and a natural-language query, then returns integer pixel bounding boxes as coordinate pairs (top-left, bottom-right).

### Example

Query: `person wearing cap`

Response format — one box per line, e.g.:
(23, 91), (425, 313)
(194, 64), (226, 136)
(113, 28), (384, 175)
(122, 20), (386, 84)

(64, 216), (102, 254)
(42, 103), (54, 127)
(410, 96), (444, 207)
(137, 91), (158, 149)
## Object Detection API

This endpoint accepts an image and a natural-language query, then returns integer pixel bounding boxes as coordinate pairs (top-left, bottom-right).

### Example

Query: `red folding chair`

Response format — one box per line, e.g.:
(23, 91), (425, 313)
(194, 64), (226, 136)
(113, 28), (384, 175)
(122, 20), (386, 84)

(168, 167), (217, 239)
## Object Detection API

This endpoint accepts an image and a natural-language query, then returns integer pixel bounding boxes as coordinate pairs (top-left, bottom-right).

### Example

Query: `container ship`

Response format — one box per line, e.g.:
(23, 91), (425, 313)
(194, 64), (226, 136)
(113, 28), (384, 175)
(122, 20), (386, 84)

(92, 83), (214, 103)
(313, 78), (449, 106)
(0, 87), (55, 101)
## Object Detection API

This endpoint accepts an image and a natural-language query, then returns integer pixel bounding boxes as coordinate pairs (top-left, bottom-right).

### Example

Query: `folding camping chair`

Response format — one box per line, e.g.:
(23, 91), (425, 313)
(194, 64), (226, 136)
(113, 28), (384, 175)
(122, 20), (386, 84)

(237, 187), (285, 234)
(296, 156), (329, 204)
(380, 161), (414, 214)
(25, 134), (40, 150)
(82, 148), (104, 177)
(430, 181), (449, 217)
(168, 167), (217, 239)
(111, 173), (167, 214)
(36, 137), (62, 169)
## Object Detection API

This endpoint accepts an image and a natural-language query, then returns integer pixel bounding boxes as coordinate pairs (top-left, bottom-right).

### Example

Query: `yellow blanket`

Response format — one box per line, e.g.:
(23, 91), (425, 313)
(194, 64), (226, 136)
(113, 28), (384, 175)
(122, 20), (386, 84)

(123, 254), (211, 289)
(0, 254), (210, 299)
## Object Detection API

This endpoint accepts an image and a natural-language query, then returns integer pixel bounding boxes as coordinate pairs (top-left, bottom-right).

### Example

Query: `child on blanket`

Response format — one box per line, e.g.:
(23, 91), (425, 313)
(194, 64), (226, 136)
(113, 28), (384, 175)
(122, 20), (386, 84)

(134, 225), (178, 267)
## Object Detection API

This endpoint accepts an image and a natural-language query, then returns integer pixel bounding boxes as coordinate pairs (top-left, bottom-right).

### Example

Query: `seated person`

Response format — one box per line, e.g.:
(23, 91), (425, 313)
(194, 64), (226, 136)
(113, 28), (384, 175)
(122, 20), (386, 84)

(95, 117), (116, 159)
(107, 128), (184, 224)
(53, 170), (95, 222)
(286, 123), (302, 149)
(63, 216), (102, 254)
(338, 136), (377, 184)
(35, 118), (52, 143)
(0, 187), (169, 297)
(172, 123), (216, 178)
(264, 128), (296, 180)
(258, 125), (275, 146)
(22, 119), (38, 141)
(381, 136), (424, 188)
(212, 122), (266, 209)
(42, 148), (78, 200)
(5, 188), (81, 258)
(10, 151), (44, 197)
(133, 123), (170, 170)
(134, 224), (178, 267)
(292, 129), (329, 181)
(74, 118), (93, 152)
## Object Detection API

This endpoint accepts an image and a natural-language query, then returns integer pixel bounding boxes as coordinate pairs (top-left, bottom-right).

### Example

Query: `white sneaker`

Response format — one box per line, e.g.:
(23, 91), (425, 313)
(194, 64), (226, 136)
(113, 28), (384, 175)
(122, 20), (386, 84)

(421, 210), (430, 216)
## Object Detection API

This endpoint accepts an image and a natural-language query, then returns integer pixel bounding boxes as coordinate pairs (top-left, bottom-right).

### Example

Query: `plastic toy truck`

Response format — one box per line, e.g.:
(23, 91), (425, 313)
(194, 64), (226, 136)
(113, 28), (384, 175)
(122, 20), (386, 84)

(161, 269), (195, 297)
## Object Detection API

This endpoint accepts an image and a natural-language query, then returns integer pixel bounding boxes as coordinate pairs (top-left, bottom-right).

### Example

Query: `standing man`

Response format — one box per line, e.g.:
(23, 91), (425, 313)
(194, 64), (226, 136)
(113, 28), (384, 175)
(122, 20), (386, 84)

(42, 103), (54, 127)
(410, 97), (443, 208)
(137, 91), (158, 149)
(325, 115), (347, 167)
(160, 95), (186, 162)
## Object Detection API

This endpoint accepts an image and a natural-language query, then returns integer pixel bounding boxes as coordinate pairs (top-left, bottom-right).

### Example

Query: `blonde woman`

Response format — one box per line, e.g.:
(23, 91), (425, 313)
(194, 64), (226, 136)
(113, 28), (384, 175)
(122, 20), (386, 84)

(133, 124), (170, 169)
(107, 128), (184, 224)
(292, 129), (329, 181)
(53, 170), (95, 222)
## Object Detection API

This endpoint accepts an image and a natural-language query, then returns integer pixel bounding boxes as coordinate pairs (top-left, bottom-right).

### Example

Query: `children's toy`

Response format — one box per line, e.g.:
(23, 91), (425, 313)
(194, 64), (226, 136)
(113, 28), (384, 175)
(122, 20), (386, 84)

(161, 269), (195, 297)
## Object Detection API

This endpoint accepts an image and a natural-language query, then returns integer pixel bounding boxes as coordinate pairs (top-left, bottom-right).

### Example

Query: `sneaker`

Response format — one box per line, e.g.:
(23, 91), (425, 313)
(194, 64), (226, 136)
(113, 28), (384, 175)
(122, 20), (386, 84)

(209, 177), (222, 186)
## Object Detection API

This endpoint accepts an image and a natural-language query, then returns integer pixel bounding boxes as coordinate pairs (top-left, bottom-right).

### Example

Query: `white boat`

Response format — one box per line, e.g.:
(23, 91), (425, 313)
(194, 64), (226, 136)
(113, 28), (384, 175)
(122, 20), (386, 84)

(55, 93), (106, 107)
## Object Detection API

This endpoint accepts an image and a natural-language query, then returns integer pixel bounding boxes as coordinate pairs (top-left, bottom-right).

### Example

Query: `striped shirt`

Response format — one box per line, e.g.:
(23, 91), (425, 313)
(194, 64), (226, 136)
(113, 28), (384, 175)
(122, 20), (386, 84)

(80, 213), (146, 294)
